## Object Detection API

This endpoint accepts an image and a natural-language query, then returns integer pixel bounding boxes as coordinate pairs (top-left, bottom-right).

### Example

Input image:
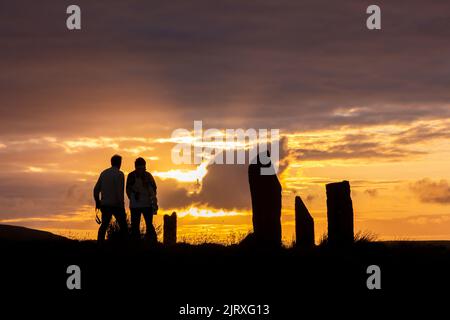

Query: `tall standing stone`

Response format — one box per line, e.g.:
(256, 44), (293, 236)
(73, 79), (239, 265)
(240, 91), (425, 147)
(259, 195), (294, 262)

(163, 212), (177, 246)
(326, 181), (354, 246)
(248, 152), (282, 248)
(295, 196), (315, 248)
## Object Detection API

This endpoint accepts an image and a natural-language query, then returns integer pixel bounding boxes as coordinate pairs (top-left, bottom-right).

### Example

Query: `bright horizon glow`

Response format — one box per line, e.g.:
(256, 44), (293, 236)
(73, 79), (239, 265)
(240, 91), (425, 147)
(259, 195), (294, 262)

(153, 161), (209, 183)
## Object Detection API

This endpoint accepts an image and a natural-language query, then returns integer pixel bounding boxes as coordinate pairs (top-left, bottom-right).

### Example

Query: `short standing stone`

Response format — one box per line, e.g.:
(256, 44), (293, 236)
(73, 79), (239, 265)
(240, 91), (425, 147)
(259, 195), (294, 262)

(295, 196), (315, 248)
(163, 212), (177, 246)
(326, 181), (354, 246)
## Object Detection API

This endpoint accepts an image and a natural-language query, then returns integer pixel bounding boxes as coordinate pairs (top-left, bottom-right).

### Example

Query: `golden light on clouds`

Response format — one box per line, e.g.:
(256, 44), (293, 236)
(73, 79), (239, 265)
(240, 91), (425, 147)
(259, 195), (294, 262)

(25, 166), (45, 173)
(1, 118), (449, 243)
(174, 206), (249, 218)
(153, 161), (209, 183)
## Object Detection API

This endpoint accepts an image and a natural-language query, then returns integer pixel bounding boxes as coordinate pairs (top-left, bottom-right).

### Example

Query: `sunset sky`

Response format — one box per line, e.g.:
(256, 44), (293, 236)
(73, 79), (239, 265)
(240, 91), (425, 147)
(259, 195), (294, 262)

(1, 1), (449, 243)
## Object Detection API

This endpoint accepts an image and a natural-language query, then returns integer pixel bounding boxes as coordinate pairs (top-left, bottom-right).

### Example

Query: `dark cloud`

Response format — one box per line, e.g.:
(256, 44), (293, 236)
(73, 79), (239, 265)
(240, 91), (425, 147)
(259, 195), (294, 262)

(155, 178), (195, 209)
(393, 123), (450, 145)
(157, 139), (290, 210)
(410, 179), (450, 204)
(193, 164), (251, 209)
(1, 1), (450, 136)
(190, 138), (289, 209)
(293, 141), (424, 161)
(0, 172), (92, 220)
(364, 189), (379, 197)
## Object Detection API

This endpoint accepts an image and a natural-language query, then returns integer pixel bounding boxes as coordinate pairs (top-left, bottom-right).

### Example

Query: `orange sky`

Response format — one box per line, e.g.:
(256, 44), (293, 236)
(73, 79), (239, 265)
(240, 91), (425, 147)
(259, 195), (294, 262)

(1, 120), (449, 243)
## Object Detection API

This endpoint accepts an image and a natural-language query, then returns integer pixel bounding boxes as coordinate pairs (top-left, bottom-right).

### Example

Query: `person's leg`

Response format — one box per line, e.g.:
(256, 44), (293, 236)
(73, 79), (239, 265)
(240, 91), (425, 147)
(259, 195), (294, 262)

(97, 207), (113, 244)
(130, 208), (142, 240)
(142, 208), (157, 244)
(114, 207), (129, 239)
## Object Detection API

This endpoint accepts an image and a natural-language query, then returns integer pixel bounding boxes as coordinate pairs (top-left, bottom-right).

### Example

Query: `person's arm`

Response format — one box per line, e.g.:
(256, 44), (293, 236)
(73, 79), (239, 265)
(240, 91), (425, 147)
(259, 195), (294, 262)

(147, 173), (158, 212)
(148, 173), (157, 196)
(148, 173), (158, 209)
(93, 173), (102, 209)
(126, 172), (134, 200)
(119, 172), (125, 208)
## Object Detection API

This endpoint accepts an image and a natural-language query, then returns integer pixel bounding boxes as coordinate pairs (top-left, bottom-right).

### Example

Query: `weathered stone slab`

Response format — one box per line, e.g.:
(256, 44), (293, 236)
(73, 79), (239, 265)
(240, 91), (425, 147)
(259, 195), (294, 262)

(248, 152), (282, 247)
(326, 181), (354, 246)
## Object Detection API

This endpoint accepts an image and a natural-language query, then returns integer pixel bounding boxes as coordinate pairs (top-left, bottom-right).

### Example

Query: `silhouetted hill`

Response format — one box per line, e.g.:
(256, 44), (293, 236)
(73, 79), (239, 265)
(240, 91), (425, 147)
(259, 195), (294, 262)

(0, 224), (70, 241)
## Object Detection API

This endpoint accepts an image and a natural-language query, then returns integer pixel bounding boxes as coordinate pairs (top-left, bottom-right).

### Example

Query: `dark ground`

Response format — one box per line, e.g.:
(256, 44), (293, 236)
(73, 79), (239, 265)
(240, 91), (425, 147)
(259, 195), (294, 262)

(0, 238), (449, 318)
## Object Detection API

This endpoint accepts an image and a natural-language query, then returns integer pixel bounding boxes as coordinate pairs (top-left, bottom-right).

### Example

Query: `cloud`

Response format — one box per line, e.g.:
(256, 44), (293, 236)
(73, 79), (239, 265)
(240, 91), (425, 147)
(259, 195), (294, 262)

(287, 120), (450, 163)
(156, 138), (290, 210)
(155, 178), (195, 209)
(2, 1), (450, 136)
(364, 189), (379, 197)
(0, 130), (289, 220)
(410, 179), (450, 204)
(0, 172), (93, 220)
(191, 163), (251, 209)
(393, 122), (450, 145)
(293, 141), (424, 161)
(190, 137), (289, 209)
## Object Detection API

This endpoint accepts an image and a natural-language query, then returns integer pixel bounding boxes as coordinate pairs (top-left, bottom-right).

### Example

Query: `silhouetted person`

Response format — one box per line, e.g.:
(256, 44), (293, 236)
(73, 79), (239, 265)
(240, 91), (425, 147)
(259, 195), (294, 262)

(248, 151), (282, 248)
(94, 154), (128, 244)
(126, 157), (158, 244)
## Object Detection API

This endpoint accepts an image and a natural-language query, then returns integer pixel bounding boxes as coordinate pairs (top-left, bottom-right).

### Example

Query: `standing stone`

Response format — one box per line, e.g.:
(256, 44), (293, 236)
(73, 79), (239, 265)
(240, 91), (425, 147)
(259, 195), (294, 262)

(248, 152), (282, 248)
(326, 181), (354, 246)
(295, 196), (315, 248)
(163, 212), (177, 246)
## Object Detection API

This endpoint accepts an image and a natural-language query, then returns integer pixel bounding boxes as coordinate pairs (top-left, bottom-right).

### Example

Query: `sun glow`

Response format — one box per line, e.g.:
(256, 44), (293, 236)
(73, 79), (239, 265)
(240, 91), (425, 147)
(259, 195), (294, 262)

(173, 206), (249, 218)
(153, 161), (209, 183)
